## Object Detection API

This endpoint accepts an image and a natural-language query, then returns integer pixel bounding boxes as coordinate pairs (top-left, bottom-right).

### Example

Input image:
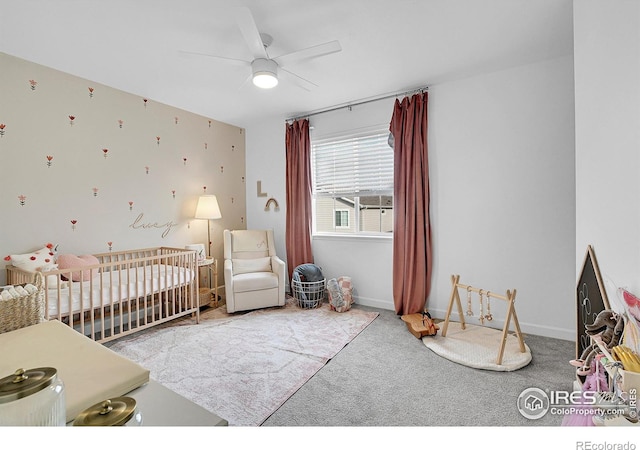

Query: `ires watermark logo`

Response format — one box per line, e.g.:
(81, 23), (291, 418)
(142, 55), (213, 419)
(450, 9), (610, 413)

(517, 387), (550, 420)
(516, 387), (637, 420)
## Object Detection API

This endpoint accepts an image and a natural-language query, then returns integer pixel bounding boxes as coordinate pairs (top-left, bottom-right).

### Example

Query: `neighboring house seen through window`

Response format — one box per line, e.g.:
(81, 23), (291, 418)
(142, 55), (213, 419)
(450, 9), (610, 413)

(311, 128), (394, 235)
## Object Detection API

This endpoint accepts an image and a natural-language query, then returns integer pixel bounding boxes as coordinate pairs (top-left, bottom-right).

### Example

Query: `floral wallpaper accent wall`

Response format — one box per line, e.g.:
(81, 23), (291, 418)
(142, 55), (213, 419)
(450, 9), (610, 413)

(0, 52), (246, 285)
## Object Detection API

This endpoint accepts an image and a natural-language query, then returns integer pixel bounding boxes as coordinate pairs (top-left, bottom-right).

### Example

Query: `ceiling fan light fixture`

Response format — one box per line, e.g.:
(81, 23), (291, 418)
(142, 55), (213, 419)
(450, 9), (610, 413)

(251, 58), (278, 89)
(253, 72), (278, 88)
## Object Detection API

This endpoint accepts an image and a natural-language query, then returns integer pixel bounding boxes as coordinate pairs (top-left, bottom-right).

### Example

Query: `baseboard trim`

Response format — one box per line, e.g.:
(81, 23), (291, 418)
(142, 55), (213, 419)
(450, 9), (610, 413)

(353, 297), (574, 342)
(354, 296), (394, 311)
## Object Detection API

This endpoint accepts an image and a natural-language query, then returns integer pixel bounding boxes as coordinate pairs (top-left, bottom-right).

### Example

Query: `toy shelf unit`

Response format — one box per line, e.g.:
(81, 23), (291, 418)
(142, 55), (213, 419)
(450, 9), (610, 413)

(441, 274), (526, 366)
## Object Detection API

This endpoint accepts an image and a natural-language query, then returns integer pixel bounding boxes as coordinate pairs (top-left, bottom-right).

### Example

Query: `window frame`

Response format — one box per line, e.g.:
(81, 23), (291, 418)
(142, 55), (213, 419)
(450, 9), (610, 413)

(311, 126), (394, 238)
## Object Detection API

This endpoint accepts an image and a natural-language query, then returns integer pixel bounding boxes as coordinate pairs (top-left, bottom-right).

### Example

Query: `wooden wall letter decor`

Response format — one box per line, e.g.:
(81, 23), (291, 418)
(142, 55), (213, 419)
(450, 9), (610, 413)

(257, 181), (268, 197)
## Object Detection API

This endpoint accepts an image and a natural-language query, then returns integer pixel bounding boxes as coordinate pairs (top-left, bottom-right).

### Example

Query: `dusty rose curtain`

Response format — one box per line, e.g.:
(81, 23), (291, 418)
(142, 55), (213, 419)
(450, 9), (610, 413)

(285, 119), (314, 281)
(390, 92), (432, 315)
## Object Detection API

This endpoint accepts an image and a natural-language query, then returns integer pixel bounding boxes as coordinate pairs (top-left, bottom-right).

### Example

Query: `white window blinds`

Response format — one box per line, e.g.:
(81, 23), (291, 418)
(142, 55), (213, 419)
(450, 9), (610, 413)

(312, 129), (394, 197)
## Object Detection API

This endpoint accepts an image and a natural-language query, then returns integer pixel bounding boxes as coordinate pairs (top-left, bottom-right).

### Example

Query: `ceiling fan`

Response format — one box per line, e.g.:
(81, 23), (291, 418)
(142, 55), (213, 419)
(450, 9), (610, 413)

(182, 7), (342, 90)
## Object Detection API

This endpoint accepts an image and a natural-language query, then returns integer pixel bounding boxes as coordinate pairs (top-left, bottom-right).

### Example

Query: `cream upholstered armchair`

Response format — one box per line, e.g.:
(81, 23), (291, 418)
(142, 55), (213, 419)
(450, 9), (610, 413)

(223, 229), (286, 313)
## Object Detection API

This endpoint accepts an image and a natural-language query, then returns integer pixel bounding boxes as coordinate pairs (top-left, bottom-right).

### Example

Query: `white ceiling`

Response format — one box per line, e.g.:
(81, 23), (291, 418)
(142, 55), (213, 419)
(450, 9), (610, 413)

(0, 0), (574, 129)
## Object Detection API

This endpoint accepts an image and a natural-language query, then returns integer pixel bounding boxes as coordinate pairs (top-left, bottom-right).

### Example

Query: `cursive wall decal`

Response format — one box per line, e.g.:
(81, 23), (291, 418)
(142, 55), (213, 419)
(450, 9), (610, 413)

(129, 212), (178, 238)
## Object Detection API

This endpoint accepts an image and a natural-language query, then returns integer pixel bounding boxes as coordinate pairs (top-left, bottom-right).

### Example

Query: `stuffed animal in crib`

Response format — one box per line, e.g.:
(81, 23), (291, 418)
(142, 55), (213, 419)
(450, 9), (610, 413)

(570, 309), (624, 376)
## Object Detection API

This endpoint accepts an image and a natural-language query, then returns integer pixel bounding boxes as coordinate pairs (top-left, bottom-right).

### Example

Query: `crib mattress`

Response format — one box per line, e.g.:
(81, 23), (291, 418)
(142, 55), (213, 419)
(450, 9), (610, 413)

(45, 264), (195, 317)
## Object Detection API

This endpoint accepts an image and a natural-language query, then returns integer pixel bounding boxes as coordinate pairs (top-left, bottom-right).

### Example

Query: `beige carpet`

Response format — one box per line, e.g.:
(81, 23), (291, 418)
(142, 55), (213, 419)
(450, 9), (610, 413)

(422, 321), (532, 371)
(106, 299), (378, 426)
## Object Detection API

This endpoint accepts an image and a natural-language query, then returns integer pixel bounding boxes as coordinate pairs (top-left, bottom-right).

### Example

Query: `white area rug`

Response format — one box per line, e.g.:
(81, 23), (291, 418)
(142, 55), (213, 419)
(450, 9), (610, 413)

(106, 300), (378, 426)
(423, 321), (532, 371)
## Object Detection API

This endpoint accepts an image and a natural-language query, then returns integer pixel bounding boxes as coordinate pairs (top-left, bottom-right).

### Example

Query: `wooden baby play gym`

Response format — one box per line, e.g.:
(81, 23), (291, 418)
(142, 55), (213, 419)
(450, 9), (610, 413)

(441, 274), (527, 366)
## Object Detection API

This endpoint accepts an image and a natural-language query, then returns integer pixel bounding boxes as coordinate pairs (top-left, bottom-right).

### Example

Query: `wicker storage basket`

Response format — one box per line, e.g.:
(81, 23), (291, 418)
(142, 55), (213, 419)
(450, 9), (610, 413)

(0, 272), (45, 333)
(292, 278), (326, 309)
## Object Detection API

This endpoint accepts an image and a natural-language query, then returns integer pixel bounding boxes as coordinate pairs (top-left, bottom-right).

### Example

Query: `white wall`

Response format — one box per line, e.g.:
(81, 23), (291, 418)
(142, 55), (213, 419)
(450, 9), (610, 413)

(246, 55), (576, 340)
(430, 56), (575, 340)
(244, 119), (288, 274)
(574, 0), (640, 297)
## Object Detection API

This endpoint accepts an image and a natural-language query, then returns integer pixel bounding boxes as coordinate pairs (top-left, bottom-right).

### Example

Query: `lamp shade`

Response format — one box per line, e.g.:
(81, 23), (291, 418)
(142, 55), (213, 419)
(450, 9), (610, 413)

(195, 195), (222, 220)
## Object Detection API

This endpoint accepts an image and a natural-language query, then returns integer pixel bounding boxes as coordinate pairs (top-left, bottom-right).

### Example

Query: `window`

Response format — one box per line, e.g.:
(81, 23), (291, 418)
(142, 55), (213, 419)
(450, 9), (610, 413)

(311, 128), (394, 235)
(334, 210), (349, 228)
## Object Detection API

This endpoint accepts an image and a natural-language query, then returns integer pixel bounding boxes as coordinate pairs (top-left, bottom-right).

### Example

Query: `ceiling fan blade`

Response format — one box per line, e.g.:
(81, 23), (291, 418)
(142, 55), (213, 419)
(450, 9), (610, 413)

(233, 6), (268, 59)
(274, 40), (342, 67)
(279, 67), (318, 91)
(178, 50), (250, 66)
(237, 72), (254, 91)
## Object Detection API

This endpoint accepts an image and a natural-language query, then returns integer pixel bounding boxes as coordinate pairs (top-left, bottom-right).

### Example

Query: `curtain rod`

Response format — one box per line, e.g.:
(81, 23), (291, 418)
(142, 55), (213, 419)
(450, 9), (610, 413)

(286, 85), (429, 123)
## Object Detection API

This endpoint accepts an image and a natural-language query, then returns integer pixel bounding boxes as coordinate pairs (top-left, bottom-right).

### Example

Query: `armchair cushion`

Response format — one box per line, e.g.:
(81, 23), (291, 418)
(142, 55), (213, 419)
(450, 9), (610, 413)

(233, 272), (280, 293)
(232, 257), (272, 275)
(227, 229), (273, 259)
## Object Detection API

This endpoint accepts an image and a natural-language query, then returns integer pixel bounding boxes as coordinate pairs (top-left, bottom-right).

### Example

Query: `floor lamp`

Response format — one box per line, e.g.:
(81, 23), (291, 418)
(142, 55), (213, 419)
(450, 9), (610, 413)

(195, 194), (222, 259)
(195, 194), (222, 306)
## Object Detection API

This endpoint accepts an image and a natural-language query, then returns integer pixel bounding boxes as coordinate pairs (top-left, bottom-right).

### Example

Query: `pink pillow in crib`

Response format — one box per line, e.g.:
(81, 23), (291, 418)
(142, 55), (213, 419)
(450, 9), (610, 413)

(57, 254), (100, 281)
